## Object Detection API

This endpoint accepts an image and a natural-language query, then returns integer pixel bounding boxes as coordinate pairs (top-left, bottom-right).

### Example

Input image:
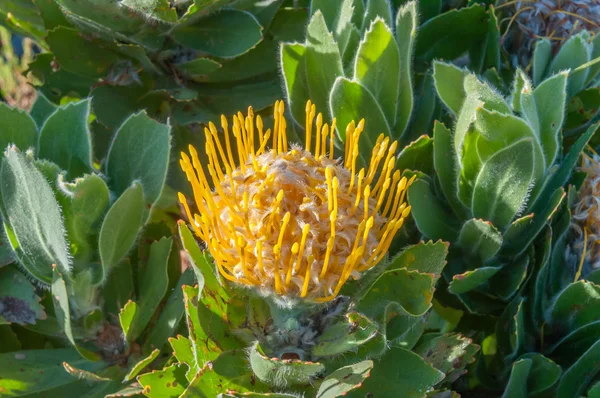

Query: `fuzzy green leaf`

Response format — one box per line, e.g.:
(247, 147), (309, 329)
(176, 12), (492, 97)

(432, 61), (468, 116)
(433, 121), (468, 219)
(281, 42), (309, 125)
(474, 108), (545, 187)
(395, 134), (433, 175)
(330, 77), (390, 163)
(407, 178), (459, 241)
(38, 99), (92, 178)
(106, 111), (170, 208)
(52, 267), (100, 360)
(354, 18), (399, 126)
(532, 38), (552, 86)
(457, 219), (502, 263)
(549, 34), (591, 95)
(306, 11), (344, 114)
(172, 10), (263, 58)
(363, 0), (392, 30)
(0, 147), (70, 284)
(316, 360), (374, 398)
(471, 138), (535, 229)
(98, 182), (145, 274)
(29, 92), (57, 130)
(394, 1), (417, 135)
(0, 103), (37, 152)
(528, 72), (568, 167)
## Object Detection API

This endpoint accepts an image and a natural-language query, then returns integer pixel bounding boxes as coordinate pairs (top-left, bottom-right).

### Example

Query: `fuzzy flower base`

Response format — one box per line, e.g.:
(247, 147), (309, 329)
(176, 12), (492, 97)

(179, 101), (413, 302)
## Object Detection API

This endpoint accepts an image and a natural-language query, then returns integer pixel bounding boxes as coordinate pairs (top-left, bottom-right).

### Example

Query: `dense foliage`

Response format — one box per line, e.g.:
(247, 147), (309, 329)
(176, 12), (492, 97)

(0, 0), (599, 397)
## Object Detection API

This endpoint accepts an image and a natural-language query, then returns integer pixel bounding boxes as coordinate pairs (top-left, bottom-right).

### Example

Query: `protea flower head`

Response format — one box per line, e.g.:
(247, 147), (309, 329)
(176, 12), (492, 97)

(178, 100), (413, 303)
(500, 0), (600, 68)
(567, 150), (600, 278)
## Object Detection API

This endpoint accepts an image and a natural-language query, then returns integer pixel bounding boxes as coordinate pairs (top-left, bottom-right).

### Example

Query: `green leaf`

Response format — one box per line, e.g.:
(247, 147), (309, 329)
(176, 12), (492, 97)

(433, 121), (468, 219)
(0, 266), (45, 325)
(310, 0), (341, 28)
(511, 69), (530, 113)
(519, 353), (561, 396)
(532, 38), (552, 86)
(548, 321), (600, 365)
(354, 18), (399, 126)
(474, 107), (545, 187)
(330, 77), (391, 164)
(184, 349), (271, 396)
(305, 10), (343, 114)
(549, 34), (591, 95)
(565, 87), (600, 131)
(249, 343), (325, 387)
(488, 254), (529, 301)
(407, 178), (459, 241)
(357, 268), (435, 318)
(316, 360), (374, 398)
(60, 174), (109, 263)
(395, 135), (433, 175)
(0, 147), (70, 284)
(471, 138), (535, 229)
(414, 333), (478, 383)
(138, 363), (188, 398)
(172, 10), (263, 58)
(124, 349), (160, 382)
(29, 92), (58, 130)
(448, 266), (502, 295)
(129, 237), (172, 341)
(394, 1), (417, 136)
(281, 42), (309, 125)
(0, 348), (105, 396)
(144, 268), (195, 352)
(312, 312), (378, 357)
(38, 99), (92, 178)
(432, 61), (468, 116)
(557, 339), (600, 398)
(45, 27), (120, 78)
(349, 346), (444, 397)
(502, 358), (532, 398)
(415, 5), (488, 62)
(175, 58), (222, 80)
(52, 267), (100, 360)
(457, 219), (502, 263)
(98, 182), (145, 274)
(106, 111), (170, 207)
(121, 0), (177, 22)
(551, 280), (600, 331)
(527, 72), (568, 166)
(0, 103), (37, 152)
(363, 0), (392, 31)
(119, 300), (137, 344)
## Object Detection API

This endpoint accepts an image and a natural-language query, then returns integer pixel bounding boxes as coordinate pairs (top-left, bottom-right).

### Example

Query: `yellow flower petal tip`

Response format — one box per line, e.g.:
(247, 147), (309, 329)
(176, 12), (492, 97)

(179, 100), (413, 302)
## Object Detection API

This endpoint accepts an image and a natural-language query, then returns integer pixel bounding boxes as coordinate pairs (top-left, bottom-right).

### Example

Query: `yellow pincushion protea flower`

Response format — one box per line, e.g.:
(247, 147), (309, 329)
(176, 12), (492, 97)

(178, 100), (413, 302)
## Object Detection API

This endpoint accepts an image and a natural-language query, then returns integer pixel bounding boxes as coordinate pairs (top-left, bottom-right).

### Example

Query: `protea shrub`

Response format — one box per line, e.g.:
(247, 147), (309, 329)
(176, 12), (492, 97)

(138, 101), (481, 397)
